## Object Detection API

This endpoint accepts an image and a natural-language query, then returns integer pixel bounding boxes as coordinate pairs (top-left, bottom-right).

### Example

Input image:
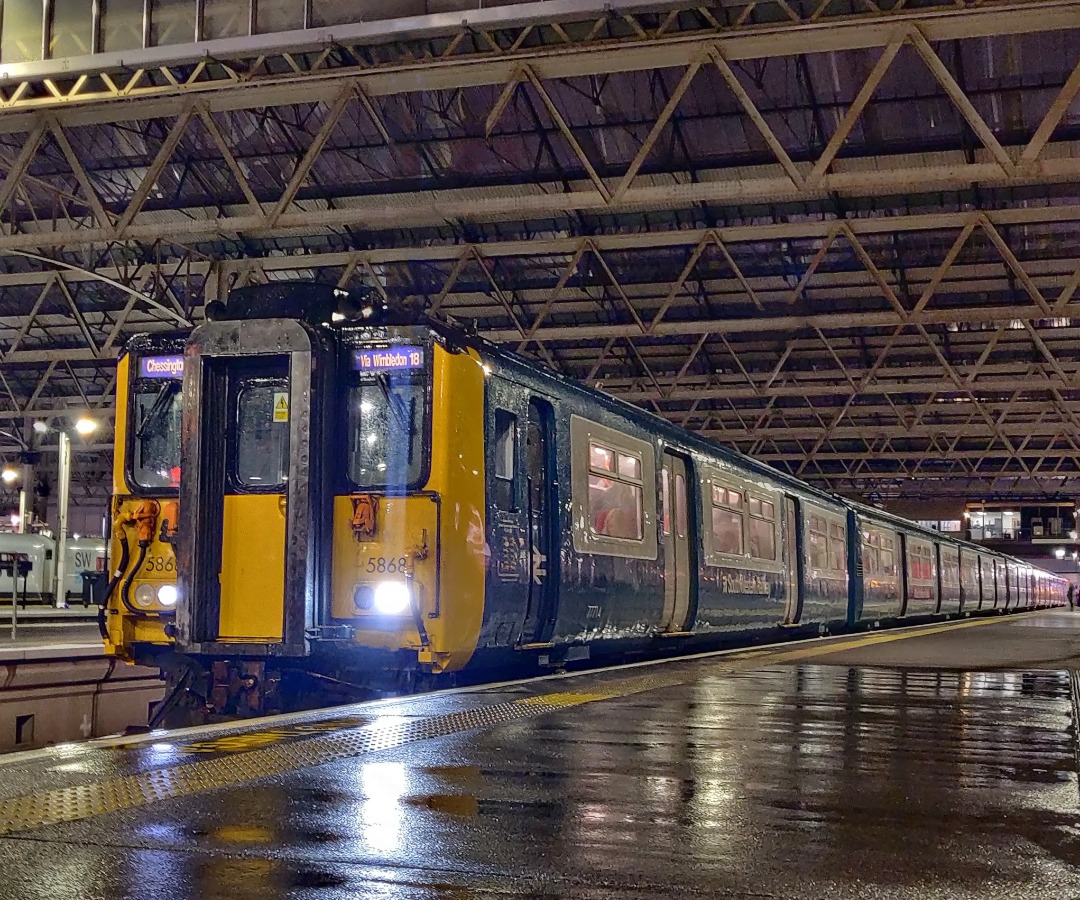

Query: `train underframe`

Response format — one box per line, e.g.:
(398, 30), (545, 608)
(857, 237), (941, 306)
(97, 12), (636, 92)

(129, 608), (991, 728)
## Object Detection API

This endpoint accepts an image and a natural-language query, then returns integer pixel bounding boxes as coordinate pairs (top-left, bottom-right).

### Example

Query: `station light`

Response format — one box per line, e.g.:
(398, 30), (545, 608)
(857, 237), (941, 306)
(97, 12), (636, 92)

(74, 417), (98, 436)
(1071, 531), (1078, 541)
(0, 468), (17, 484)
(1055, 548), (1067, 560)
(32, 420), (48, 434)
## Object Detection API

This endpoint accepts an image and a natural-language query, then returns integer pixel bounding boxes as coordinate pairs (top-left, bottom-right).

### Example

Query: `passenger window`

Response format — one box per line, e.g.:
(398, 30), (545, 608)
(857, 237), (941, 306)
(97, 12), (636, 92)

(748, 494), (776, 561)
(235, 383), (289, 489)
(569, 415), (658, 561)
(748, 517), (775, 560)
(587, 441), (643, 541)
(710, 483), (744, 556)
(493, 409), (516, 511)
(494, 410), (515, 479)
(808, 515), (828, 569)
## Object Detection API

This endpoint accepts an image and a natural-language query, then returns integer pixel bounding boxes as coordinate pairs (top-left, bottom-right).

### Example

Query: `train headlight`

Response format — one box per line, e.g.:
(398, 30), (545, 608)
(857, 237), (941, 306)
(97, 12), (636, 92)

(158, 584), (178, 607)
(134, 583), (155, 608)
(373, 581), (411, 615)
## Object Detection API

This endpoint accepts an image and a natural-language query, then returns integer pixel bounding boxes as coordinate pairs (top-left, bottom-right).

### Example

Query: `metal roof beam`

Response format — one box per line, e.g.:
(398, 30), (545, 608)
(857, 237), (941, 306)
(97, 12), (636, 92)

(0, 0), (1074, 125)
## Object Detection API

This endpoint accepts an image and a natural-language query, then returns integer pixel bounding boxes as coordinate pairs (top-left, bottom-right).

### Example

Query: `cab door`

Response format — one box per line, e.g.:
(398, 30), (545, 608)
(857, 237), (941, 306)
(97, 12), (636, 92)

(217, 368), (290, 641)
(178, 319), (323, 656)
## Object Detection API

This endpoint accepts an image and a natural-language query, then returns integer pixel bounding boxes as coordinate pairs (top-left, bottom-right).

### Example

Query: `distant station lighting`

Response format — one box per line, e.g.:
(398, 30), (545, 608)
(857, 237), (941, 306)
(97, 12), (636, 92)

(74, 417), (98, 436)
(0, 468), (17, 484)
(8, 515), (18, 528)
(1071, 531), (1079, 541)
(32, 420), (48, 434)
(1055, 548), (1067, 560)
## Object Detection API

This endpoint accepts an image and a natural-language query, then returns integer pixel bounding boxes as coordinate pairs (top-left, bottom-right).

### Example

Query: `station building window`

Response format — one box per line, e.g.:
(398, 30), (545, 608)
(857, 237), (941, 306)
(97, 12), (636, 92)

(204, 0), (249, 39)
(50, 0), (94, 58)
(968, 510), (1018, 540)
(101, 0), (146, 53)
(1, 0), (43, 63)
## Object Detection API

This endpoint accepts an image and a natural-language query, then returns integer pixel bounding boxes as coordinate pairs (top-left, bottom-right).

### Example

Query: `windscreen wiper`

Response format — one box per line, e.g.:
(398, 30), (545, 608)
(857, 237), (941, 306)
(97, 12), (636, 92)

(374, 374), (410, 433)
(136, 381), (180, 441)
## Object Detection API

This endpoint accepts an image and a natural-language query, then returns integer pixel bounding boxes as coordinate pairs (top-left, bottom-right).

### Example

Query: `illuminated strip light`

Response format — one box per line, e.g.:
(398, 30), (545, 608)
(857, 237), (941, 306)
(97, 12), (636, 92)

(139, 355), (184, 379)
(354, 346), (423, 372)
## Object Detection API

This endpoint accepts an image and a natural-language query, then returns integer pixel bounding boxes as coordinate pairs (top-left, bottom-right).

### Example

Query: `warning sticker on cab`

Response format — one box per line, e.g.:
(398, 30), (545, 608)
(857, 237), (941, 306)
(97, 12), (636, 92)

(272, 392), (289, 423)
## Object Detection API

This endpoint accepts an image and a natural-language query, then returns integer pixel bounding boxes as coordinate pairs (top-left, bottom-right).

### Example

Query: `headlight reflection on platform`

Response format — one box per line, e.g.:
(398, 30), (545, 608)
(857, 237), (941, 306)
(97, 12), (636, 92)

(360, 761), (408, 852)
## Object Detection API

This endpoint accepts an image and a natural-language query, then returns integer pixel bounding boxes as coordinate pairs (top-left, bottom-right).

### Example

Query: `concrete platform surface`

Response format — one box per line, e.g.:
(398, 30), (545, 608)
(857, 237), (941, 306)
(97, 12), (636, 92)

(1, 610), (1079, 899)
(0, 623), (102, 660)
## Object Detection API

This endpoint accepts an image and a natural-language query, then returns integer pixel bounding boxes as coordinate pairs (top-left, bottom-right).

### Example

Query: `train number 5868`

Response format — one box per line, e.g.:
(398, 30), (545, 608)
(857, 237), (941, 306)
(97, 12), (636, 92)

(366, 557), (408, 574)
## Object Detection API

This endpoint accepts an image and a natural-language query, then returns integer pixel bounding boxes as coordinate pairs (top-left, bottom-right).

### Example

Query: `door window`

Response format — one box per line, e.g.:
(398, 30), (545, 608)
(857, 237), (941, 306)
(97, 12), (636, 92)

(674, 473), (688, 538)
(235, 383), (289, 489)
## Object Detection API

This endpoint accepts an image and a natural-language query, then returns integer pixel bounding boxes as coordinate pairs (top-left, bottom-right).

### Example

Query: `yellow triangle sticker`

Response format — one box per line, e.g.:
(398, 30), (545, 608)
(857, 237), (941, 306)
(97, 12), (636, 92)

(272, 391), (289, 423)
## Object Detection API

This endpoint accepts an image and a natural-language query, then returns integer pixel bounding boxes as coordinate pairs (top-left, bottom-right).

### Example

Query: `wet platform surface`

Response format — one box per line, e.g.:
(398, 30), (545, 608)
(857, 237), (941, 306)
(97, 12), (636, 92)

(1, 610), (1080, 899)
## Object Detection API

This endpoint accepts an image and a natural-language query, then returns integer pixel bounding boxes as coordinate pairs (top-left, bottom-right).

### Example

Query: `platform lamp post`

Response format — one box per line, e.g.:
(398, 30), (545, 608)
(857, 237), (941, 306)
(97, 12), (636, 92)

(34, 415), (98, 608)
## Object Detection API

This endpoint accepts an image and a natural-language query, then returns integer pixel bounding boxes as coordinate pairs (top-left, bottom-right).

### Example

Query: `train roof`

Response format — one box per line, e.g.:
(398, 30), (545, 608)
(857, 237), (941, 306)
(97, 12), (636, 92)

(122, 285), (1063, 580)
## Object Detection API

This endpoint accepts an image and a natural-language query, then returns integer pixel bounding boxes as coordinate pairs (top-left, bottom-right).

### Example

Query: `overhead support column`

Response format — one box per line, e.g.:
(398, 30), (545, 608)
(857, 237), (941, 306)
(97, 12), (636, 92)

(53, 430), (72, 609)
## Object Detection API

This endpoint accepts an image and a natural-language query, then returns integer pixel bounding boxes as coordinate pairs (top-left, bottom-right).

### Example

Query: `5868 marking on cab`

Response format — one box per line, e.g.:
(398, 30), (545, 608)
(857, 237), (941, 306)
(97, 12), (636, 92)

(366, 557), (408, 574)
(144, 555), (176, 573)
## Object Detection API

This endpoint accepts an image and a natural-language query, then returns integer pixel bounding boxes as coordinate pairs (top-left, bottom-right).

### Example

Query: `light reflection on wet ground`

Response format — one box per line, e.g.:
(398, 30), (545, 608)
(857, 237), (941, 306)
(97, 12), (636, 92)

(2, 613), (1080, 899)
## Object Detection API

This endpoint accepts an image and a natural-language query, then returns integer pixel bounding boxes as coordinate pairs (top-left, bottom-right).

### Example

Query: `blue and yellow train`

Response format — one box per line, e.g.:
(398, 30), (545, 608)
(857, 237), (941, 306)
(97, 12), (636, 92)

(101, 283), (1068, 720)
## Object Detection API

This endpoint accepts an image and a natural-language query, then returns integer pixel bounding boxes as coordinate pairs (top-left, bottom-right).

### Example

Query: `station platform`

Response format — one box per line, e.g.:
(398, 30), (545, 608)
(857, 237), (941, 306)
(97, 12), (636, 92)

(0, 623), (102, 660)
(1, 610), (1079, 898)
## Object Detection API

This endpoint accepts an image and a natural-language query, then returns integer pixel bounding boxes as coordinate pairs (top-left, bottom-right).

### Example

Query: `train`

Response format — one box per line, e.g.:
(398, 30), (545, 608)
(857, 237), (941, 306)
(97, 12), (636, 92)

(0, 533), (107, 605)
(100, 282), (1068, 723)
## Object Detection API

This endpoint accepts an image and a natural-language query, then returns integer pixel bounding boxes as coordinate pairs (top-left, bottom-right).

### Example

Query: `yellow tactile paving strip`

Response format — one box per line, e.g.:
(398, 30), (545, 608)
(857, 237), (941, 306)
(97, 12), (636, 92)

(0, 613), (1025, 836)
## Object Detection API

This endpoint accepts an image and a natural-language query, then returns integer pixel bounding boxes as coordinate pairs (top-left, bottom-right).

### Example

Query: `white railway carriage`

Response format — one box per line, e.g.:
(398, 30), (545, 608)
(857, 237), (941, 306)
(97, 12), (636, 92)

(0, 533), (55, 602)
(63, 538), (108, 603)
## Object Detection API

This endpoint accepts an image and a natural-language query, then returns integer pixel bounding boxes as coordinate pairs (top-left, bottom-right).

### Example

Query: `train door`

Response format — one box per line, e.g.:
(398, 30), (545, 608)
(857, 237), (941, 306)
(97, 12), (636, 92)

(660, 452), (692, 633)
(520, 398), (558, 644)
(179, 319), (323, 655)
(215, 364), (291, 642)
(933, 544), (943, 614)
(898, 534), (909, 616)
(781, 497), (800, 625)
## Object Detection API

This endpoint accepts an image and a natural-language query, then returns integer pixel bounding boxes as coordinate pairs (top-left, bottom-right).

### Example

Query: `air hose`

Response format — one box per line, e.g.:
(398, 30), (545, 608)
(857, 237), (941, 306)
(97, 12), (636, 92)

(98, 527), (132, 640)
(120, 542), (150, 616)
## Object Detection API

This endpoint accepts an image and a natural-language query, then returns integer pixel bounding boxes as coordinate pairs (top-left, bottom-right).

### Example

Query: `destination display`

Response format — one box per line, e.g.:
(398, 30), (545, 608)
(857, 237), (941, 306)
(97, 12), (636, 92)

(139, 355), (185, 379)
(353, 346), (424, 372)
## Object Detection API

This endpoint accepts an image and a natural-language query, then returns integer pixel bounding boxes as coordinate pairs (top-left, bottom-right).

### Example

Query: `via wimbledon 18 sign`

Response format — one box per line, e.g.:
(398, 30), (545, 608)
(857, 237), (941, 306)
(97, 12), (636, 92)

(139, 355), (185, 379)
(353, 346), (424, 372)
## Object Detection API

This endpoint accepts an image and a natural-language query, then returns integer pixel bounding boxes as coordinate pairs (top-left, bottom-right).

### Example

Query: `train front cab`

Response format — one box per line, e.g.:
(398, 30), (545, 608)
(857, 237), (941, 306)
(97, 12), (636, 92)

(172, 303), (492, 698)
(105, 335), (183, 657)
